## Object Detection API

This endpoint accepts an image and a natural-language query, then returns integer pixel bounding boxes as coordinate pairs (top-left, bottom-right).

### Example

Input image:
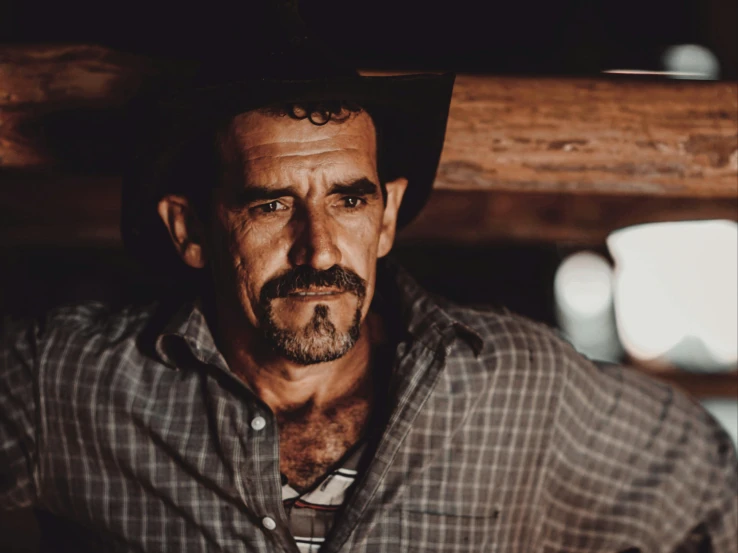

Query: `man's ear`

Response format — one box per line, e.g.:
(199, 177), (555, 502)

(157, 195), (207, 269)
(377, 177), (408, 258)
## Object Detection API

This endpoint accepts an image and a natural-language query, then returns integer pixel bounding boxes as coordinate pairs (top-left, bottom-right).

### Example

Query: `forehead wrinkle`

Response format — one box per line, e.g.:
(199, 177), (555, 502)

(223, 112), (378, 187)
(229, 114), (376, 157)
(241, 147), (375, 183)
(238, 131), (370, 154)
(240, 162), (373, 195)
(243, 147), (365, 164)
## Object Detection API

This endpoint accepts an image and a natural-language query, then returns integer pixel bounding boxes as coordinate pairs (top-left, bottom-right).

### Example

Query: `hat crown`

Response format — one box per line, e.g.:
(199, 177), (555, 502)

(190, 0), (357, 88)
(121, 1), (456, 278)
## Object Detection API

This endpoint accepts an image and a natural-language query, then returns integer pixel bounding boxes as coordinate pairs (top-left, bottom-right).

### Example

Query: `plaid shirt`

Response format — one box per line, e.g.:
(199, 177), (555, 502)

(1, 261), (737, 552)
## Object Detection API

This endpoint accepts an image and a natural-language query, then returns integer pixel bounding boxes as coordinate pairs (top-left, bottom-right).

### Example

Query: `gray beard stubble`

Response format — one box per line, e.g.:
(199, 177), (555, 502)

(260, 302), (363, 365)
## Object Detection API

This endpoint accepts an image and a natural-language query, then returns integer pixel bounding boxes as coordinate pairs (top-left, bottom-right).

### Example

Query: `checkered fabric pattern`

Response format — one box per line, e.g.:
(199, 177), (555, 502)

(1, 260), (737, 552)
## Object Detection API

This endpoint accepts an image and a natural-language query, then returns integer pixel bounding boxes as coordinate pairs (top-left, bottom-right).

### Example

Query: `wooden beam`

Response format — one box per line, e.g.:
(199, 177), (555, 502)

(647, 369), (738, 399)
(439, 75), (738, 198)
(2, 45), (737, 199)
(400, 189), (738, 245)
(0, 44), (150, 109)
(0, 174), (122, 246)
(0, 45), (163, 169)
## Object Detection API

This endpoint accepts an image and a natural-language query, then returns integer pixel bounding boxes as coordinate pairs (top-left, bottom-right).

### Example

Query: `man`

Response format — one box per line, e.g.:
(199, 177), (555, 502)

(2, 10), (737, 553)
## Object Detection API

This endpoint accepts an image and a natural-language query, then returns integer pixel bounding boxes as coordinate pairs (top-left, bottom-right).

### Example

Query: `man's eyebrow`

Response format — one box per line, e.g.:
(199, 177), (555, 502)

(328, 178), (379, 197)
(232, 178), (378, 205)
(234, 185), (301, 205)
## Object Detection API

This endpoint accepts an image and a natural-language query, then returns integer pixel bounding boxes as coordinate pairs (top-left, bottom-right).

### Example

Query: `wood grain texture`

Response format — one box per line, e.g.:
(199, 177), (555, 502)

(0, 44), (148, 109)
(1, 45), (737, 199)
(400, 189), (738, 244)
(0, 45), (154, 168)
(438, 75), (738, 198)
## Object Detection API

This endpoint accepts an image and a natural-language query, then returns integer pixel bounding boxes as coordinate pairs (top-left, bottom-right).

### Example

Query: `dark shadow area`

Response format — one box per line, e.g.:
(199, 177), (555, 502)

(1, 0), (733, 78)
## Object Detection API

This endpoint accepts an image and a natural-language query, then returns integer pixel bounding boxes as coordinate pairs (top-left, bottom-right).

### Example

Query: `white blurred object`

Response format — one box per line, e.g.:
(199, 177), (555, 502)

(662, 44), (720, 80)
(701, 399), (738, 449)
(607, 220), (738, 372)
(554, 251), (622, 363)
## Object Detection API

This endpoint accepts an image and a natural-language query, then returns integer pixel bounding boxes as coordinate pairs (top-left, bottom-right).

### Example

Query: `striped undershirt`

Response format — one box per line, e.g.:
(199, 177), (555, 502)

(282, 442), (367, 553)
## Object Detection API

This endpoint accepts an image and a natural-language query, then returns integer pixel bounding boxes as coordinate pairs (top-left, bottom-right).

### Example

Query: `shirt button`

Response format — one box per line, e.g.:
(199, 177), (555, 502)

(251, 416), (267, 431)
(261, 516), (277, 531)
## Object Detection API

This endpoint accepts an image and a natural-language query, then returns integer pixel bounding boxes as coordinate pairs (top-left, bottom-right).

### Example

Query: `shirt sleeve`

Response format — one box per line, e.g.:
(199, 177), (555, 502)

(672, 413), (738, 553)
(0, 317), (41, 510)
(541, 354), (738, 551)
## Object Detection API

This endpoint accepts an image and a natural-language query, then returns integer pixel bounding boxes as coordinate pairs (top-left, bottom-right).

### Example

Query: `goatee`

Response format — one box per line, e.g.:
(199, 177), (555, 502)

(258, 266), (366, 365)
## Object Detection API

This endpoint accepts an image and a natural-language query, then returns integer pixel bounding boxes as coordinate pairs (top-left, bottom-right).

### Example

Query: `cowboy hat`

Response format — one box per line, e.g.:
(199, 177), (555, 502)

(120, 0), (455, 274)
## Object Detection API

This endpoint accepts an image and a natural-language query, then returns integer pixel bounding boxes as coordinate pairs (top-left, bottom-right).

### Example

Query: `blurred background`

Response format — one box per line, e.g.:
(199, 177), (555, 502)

(1, 0), (737, 550)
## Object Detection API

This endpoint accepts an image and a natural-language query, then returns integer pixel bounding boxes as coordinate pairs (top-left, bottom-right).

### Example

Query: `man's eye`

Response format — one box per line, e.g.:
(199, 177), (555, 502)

(342, 196), (365, 209)
(254, 201), (285, 214)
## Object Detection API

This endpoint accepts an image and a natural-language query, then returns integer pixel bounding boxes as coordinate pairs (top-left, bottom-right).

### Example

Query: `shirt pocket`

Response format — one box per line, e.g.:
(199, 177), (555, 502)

(400, 509), (498, 553)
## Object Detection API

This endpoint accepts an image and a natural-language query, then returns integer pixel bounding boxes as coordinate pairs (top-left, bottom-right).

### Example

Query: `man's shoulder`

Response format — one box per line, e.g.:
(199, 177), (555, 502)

(2, 301), (163, 360)
(436, 301), (601, 413)
(443, 304), (738, 519)
(442, 300), (581, 364)
(440, 301), (723, 439)
(2, 300), (169, 398)
(546, 354), (738, 545)
(40, 300), (159, 342)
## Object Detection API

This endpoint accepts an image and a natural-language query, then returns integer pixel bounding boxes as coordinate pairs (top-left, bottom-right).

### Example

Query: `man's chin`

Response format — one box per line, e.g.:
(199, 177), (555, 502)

(264, 330), (357, 365)
(260, 304), (362, 365)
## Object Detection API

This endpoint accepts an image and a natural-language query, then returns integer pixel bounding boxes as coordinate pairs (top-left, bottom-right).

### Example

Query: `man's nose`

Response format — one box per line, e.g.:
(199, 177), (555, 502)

(288, 210), (341, 270)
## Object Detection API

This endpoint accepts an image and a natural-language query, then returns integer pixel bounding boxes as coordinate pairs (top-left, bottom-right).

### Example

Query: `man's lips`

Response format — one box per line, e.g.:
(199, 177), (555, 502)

(285, 288), (345, 298)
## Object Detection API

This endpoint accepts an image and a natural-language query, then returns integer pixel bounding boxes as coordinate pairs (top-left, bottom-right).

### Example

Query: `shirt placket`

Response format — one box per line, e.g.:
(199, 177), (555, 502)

(321, 329), (454, 553)
(230, 388), (300, 552)
(197, 346), (299, 553)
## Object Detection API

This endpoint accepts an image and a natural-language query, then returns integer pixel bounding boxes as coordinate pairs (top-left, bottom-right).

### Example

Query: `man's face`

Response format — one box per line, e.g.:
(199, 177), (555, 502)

(204, 109), (405, 364)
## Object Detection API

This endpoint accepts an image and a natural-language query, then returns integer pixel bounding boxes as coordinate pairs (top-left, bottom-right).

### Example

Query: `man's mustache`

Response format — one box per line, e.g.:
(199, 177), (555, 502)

(260, 265), (367, 302)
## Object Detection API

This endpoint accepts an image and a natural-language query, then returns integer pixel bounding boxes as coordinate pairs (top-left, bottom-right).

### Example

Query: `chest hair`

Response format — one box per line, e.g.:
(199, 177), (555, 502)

(277, 396), (371, 491)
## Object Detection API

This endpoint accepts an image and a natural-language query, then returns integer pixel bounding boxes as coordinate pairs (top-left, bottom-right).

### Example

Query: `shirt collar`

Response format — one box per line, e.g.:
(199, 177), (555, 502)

(155, 298), (221, 369)
(375, 258), (484, 356)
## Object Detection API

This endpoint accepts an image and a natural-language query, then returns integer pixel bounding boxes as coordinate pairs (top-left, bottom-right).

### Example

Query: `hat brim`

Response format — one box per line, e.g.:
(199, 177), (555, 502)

(121, 72), (455, 272)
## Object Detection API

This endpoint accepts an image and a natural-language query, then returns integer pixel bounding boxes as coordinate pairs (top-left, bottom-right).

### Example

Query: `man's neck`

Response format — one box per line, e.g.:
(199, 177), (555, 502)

(240, 331), (373, 414)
